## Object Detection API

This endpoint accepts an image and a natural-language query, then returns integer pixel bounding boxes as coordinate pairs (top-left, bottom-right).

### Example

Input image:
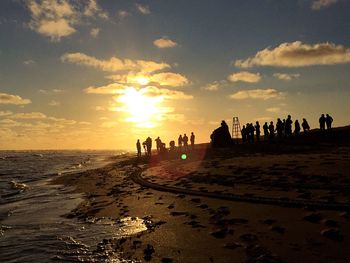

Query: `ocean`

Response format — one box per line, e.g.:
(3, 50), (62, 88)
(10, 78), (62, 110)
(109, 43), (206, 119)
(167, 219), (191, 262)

(0, 150), (144, 262)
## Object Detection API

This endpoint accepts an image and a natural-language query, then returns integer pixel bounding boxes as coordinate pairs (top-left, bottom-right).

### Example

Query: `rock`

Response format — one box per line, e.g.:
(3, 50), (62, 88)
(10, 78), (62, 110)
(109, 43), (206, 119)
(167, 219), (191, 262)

(161, 258), (173, 263)
(270, 226), (285, 234)
(224, 242), (242, 250)
(303, 212), (322, 223)
(197, 204), (209, 209)
(143, 244), (155, 261)
(262, 219), (276, 225)
(323, 219), (338, 227)
(210, 229), (227, 239)
(228, 218), (248, 225)
(240, 233), (258, 243)
(190, 198), (201, 203)
(321, 228), (344, 241)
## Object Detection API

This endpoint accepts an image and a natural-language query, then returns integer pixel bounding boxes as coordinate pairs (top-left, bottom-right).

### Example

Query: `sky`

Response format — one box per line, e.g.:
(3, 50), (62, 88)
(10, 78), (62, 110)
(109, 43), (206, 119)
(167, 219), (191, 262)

(0, 0), (350, 150)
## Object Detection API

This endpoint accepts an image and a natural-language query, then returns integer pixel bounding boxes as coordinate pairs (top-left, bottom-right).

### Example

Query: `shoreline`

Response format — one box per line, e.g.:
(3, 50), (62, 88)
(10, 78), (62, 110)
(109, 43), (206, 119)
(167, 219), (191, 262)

(53, 127), (350, 262)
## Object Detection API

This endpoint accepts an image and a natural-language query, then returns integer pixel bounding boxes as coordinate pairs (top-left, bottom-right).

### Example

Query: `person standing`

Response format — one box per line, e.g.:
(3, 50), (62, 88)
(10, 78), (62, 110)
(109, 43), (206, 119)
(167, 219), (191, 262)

(326, 114), (333, 130)
(146, 137), (152, 156)
(319, 114), (326, 131)
(190, 132), (195, 150)
(155, 137), (162, 153)
(183, 134), (189, 150)
(263, 122), (269, 141)
(302, 118), (310, 133)
(268, 121), (275, 141)
(255, 121), (261, 142)
(285, 115), (293, 137)
(294, 120), (301, 136)
(136, 139), (141, 157)
(178, 134), (183, 149)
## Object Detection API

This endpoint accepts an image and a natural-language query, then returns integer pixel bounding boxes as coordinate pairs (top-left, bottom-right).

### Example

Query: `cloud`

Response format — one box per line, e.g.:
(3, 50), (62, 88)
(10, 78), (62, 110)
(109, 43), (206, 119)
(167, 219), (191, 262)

(141, 86), (193, 100)
(26, 0), (107, 41)
(311, 0), (338, 10)
(135, 3), (150, 15)
(153, 37), (178, 48)
(273, 73), (300, 81)
(228, 71), (261, 83)
(90, 27), (100, 38)
(85, 83), (128, 94)
(117, 10), (130, 20)
(23, 60), (36, 65)
(39, 88), (65, 94)
(235, 41), (350, 68)
(48, 100), (61, 106)
(0, 111), (12, 117)
(266, 107), (281, 113)
(61, 52), (170, 73)
(150, 72), (188, 87)
(202, 82), (220, 91)
(100, 121), (118, 128)
(11, 112), (47, 119)
(229, 88), (283, 100)
(0, 92), (31, 105)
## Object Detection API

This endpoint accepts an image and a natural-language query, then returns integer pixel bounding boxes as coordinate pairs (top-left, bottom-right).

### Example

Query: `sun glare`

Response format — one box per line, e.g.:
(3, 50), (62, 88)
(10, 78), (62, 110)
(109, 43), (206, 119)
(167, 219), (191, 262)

(135, 76), (150, 85)
(117, 87), (163, 127)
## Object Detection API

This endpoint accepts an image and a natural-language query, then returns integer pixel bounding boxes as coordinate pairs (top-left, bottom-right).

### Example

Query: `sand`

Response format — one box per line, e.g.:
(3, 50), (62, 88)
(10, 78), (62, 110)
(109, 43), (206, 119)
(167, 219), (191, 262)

(53, 127), (350, 263)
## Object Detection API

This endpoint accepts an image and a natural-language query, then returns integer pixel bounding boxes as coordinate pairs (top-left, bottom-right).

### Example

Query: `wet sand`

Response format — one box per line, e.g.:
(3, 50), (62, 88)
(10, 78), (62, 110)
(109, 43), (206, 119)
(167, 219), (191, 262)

(54, 127), (350, 262)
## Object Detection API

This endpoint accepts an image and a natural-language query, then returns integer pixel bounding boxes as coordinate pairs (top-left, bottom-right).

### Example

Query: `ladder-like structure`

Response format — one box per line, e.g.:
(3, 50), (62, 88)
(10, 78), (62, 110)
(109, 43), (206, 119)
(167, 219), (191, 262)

(232, 117), (242, 141)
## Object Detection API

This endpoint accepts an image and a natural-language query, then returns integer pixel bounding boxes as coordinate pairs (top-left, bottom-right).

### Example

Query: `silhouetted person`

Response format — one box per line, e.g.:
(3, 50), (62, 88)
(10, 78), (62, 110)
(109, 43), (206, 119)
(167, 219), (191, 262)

(302, 118), (310, 133)
(245, 123), (251, 142)
(255, 121), (261, 142)
(241, 125), (247, 142)
(145, 137), (152, 156)
(285, 115), (293, 137)
(155, 137), (162, 153)
(249, 123), (255, 143)
(319, 114), (326, 131)
(178, 135), (183, 149)
(210, 120), (232, 147)
(190, 132), (195, 150)
(282, 119), (286, 137)
(294, 120), (301, 136)
(276, 118), (283, 139)
(326, 114), (333, 130)
(268, 121), (275, 141)
(183, 134), (189, 150)
(263, 122), (269, 141)
(169, 140), (176, 152)
(136, 139), (141, 157)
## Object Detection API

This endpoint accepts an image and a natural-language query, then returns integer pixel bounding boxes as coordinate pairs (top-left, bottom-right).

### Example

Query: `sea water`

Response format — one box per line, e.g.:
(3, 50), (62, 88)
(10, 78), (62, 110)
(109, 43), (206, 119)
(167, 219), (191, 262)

(0, 151), (145, 262)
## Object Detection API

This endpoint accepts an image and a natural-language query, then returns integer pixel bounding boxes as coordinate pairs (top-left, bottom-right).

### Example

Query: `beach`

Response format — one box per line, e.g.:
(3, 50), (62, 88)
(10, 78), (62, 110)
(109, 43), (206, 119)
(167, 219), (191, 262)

(53, 127), (350, 262)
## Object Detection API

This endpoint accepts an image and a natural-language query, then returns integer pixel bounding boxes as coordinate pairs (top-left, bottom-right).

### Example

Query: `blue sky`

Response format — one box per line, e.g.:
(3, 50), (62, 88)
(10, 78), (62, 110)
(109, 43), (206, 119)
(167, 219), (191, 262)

(0, 0), (350, 149)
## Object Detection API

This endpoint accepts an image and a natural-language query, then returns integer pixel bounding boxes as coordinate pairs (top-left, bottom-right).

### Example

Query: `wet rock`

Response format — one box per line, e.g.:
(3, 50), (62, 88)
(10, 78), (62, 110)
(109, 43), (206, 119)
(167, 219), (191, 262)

(240, 233), (258, 243)
(262, 219), (276, 225)
(228, 218), (248, 225)
(323, 219), (338, 227)
(161, 258), (173, 263)
(270, 226), (285, 234)
(176, 194), (186, 198)
(197, 204), (208, 209)
(143, 244), (155, 261)
(321, 228), (344, 241)
(211, 229), (227, 239)
(167, 204), (175, 209)
(133, 240), (142, 248)
(190, 198), (201, 203)
(224, 242), (242, 250)
(303, 212), (323, 223)
(170, 211), (189, 216)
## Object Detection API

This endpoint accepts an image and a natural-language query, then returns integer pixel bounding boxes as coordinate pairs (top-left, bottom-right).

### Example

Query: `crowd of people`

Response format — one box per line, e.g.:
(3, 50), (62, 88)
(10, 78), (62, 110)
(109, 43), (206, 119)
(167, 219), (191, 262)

(136, 132), (196, 157)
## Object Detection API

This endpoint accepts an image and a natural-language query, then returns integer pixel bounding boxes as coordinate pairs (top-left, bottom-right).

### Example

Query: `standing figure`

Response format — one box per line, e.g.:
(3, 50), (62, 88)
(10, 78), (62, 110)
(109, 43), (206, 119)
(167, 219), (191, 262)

(302, 118), (310, 133)
(255, 121), (260, 142)
(326, 114), (333, 130)
(263, 122), (269, 141)
(155, 137), (162, 153)
(285, 115), (293, 137)
(319, 114), (326, 131)
(146, 137), (152, 156)
(178, 135), (183, 149)
(136, 139), (141, 157)
(241, 125), (247, 143)
(190, 132), (195, 150)
(249, 123), (255, 143)
(183, 134), (189, 150)
(268, 121), (275, 141)
(294, 120), (301, 136)
(276, 118), (283, 139)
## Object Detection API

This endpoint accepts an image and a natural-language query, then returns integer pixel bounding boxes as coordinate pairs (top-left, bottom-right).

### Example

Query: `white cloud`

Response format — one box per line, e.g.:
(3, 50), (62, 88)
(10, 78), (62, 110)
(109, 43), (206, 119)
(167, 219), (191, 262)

(141, 86), (193, 100)
(228, 71), (261, 83)
(23, 60), (36, 65)
(85, 83), (128, 94)
(61, 52), (170, 73)
(90, 27), (100, 38)
(235, 41), (350, 68)
(311, 0), (338, 10)
(0, 111), (12, 117)
(0, 92), (31, 105)
(266, 107), (281, 113)
(202, 82), (220, 91)
(229, 88), (283, 100)
(39, 88), (65, 94)
(150, 72), (188, 87)
(153, 37), (178, 48)
(135, 3), (150, 15)
(117, 10), (130, 20)
(273, 73), (300, 81)
(11, 112), (47, 119)
(48, 100), (61, 106)
(26, 0), (107, 41)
